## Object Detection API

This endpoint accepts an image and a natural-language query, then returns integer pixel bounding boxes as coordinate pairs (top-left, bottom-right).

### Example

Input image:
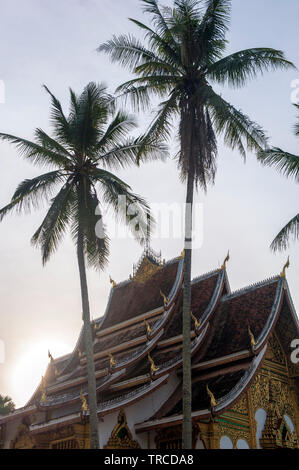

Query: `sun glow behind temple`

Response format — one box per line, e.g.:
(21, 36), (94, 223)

(11, 340), (71, 408)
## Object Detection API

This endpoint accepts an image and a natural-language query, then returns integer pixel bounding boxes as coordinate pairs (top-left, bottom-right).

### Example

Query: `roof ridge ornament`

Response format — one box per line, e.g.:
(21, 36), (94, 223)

(248, 324), (257, 353)
(206, 384), (217, 408)
(80, 389), (88, 412)
(40, 376), (47, 403)
(160, 289), (170, 307)
(191, 311), (201, 329)
(280, 256), (290, 279)
(220, 250), (230, 270)
(109, 352), (116, 369)
(148, 352), (159, 377)
(110, 275), (117, 288)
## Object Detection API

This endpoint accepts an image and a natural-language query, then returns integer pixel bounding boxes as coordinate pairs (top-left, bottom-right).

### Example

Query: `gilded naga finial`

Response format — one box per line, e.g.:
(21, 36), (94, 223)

(160, 290), (169, 306)
(221, 250), (230, 270)
(148, 352), (159, 374)
(191, 311), (201, 329)
(280, 256), (290, 279)
(80, 389), (88, 412)
(109, 275), (117, 288)
(78, 349), (82, 359)
(144, 319), (152, 336)
(48, 350), (54, 363)
(109, 353), (116, 368)
(248, 325), (256, 352)
(181, 249), (185, 258)
(206, 384), (217, 408)
(94, 322), (101, 331)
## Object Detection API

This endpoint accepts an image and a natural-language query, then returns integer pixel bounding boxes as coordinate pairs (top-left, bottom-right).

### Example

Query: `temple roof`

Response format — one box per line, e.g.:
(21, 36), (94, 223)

(1, 250), (298, 430)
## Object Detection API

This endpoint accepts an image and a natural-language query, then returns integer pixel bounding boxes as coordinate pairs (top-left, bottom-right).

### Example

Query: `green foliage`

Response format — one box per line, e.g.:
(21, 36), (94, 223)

(99, 0), (294, 190)
(0, 395), (15, 416)
(0, 82), (167, 268)
(258, 103), (299, 251)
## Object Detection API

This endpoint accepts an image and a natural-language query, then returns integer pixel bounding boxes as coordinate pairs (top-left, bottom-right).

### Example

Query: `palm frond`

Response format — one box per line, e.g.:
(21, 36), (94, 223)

(271, 213), (299, 251)
(31, 180), (75, 264)
(0, 171), (64, 221)
(0, 133), (71, 169)
(208, 48), (295, 87)
(257, 148), (299, 182)
(95, 111), (137, 154)
(205, 87), (267, 157)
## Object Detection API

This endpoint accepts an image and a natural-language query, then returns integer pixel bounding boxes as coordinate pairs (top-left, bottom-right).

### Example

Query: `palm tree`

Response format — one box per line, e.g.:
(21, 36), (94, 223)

(258, 103), (299, 251)
(0, 82), (165, 448)
(99, 0), (294, 448)
(0, 395), (15, 415)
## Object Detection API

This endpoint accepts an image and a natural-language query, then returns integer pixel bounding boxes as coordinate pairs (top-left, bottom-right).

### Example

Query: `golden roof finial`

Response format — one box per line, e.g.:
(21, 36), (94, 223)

(248, 325), (257, 351)
(80, 389), (88, 412)
(109, 353), (116, 368)
(181, 249), (185, 258)
(94, 322), (101, 331)
(280, 256), (290, 279)
(78, 349), (82, 359)
(144, 319), (152, 335)
(109, 275), (117, 288)
(160, 289), (169, 306)
(191, 311), (201, 329)
(221, 250), (230, 270)
(206, 384), (217, 408)
(148, 352), (159, 373)
(48, 350), (54, 363)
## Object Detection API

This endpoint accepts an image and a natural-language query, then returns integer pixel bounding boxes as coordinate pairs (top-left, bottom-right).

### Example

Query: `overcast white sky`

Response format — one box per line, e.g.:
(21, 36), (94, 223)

(0, 0), (298, 407)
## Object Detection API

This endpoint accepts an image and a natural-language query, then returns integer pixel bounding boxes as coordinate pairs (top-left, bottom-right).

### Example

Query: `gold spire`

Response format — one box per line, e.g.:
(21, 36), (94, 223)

(109, 275), (117, 288)
(41, 376), (47, 403)
(144, 319), (152, 335)
(221, 250), (230, 270)
(148, 352), (159, 373)
(248, 325), (257, 351)
(191, 311), (201, 329)
(160, 289), (169, 306)
(109, 353), (116, 368)
(280, 256), (290, 278)
(80, 389), (88, 412)
(206, 384), (217, 408)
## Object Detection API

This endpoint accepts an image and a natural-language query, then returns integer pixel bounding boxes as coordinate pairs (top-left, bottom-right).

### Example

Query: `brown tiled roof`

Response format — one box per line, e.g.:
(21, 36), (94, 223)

(198, 279), (281, 362)
(100, 258), (180, 330)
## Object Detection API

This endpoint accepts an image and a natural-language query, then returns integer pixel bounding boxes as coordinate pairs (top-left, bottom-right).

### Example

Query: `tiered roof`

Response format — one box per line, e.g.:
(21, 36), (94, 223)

(1, 250), (298, 435)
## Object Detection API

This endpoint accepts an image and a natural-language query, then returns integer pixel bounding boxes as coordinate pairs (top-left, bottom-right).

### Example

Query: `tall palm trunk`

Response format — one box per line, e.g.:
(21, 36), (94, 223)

(182, 165), (194, 449)
(77, 228), (99, 449)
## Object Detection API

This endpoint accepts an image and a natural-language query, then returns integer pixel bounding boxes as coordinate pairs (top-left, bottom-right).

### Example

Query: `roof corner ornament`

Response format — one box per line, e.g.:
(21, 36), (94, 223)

(280, 256), (290, 279)
(160, 289), (170, 307)
(94, 322), (101, 331)
(191, 311), (201, 331)
(80, 389), (89, 412)
(48, 350), (54, 363)
(109, 352), (116, 370)
(78, 349), (82, 359)
(248, 325), (257, 353)
(110, 275), (117, 288)
(181, 249), (185, 258)
(148, 352), (159, 379)
(144, 319), (152, 339)
(40, 376), (47, 403)
(206, 384), (217, 408)
(48, 351), (59, 377)
(221, 250), (230, 271)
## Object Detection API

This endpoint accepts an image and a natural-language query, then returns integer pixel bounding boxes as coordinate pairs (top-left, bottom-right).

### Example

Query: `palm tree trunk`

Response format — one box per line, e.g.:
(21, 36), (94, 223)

(182, 166), (194, 449)
(77, 228), (99, 449)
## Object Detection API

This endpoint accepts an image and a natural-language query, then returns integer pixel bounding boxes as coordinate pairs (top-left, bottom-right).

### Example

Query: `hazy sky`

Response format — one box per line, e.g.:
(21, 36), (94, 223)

(0, 0), (298, 407)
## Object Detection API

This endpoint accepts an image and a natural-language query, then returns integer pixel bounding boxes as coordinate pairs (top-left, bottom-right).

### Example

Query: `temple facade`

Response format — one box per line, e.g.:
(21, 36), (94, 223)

(0, 249), (298, 449)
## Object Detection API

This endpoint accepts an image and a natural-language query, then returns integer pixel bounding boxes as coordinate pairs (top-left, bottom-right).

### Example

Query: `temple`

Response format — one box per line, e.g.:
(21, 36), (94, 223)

(0, 248), (298, 449)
